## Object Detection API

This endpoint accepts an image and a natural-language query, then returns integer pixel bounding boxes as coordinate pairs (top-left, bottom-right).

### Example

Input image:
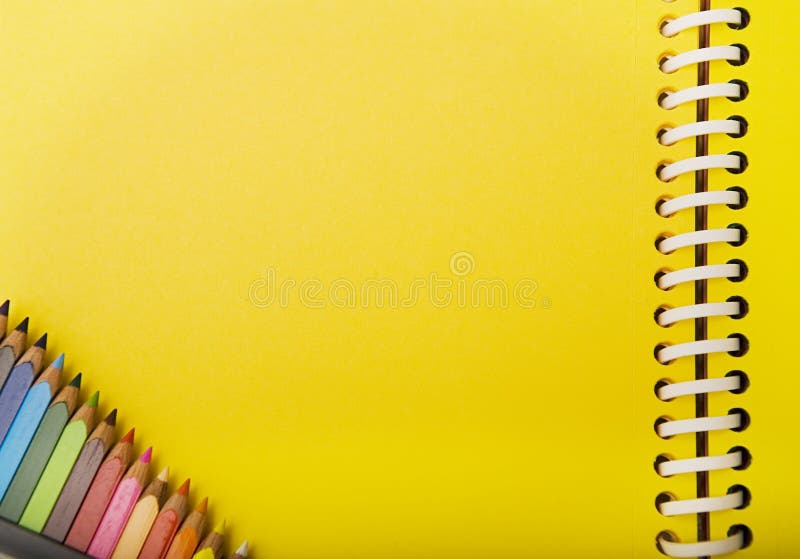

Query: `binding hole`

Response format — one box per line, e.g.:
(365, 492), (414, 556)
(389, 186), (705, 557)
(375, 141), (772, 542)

(727, 223), (748, 246)
(654, 378), (672, 400)
(728, 151), (749, 174)
(728, 484), (752, 509)
(729, 8), (751, 30)
(729, 44), (750, 66)
(729, 408), (750, 432)
(728, 259), (748, 282)
(658, 88), (676, 108)
(654, 268), (672, 289)
(730, 446), (752, 470)
(727, 295), (749, 319)
(655, 195), (673, 216)
(728, 524), (753, 548)
(726, 186), (748, 209)
(728, 79), (749, 102)
(655, 491), (675, 513)
(654, 343), (671, 364)
(658, 18), (674, 35)
(654, 416), (673, 439)
(654, 305), (672, 327)
(726, 370), (750, 394)
(654, 454), (672, 476)
(655, 233), (672, 253)
(656, 126), (671, 143)
(728, 333), (749, 357)
(655, 531), (677, 554)
(727, 115), (748, 138)
(656, 162), (674, 182)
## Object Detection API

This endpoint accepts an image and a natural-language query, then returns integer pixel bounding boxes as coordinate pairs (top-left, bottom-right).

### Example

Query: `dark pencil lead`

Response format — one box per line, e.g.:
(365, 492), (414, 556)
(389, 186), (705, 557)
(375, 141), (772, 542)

(34, 333), (48, 349)
(69, 373), (83, 387)
(105, 409), (118, 425)
(16, 317), (29, 333)
(0, 300), (9, 316)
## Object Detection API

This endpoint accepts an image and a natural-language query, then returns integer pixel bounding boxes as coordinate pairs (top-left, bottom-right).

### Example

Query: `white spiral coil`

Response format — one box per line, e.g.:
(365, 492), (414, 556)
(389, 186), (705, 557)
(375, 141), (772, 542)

(654, 6), (750, 558)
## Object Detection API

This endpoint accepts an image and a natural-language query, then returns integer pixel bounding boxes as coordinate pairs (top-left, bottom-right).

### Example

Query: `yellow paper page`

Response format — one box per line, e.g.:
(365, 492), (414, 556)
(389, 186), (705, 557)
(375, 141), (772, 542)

(0, 2), (662, 557)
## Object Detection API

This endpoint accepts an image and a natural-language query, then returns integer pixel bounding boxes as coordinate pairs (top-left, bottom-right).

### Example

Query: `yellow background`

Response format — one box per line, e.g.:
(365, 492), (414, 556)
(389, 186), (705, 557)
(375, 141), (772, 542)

(0, 1), (794, 557)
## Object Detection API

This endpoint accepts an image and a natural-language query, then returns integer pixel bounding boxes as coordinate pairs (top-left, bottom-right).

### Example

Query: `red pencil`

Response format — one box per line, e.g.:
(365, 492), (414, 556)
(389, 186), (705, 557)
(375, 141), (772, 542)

(64, 428), (135, 552)
(138, 479), (190, 559)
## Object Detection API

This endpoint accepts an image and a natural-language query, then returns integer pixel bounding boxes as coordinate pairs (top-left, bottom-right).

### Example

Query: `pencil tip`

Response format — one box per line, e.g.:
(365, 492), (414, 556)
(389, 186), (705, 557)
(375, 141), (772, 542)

(105, 409), (118, 425)
(157, 466), (169, 480)
(121, 428), (135, 443)
(235, 541), (249, 556)
(52, 353), (65, 370)
(196, 497), (208, 513)
(177, 479), (190, 495)
(16, 317), (29, 333)
(34, 333), (47, 349)
(86, 391), (99, 407)
(0, 300), (9, 316)
(69, 373), (82, 387)
(214, 519), (226, 533)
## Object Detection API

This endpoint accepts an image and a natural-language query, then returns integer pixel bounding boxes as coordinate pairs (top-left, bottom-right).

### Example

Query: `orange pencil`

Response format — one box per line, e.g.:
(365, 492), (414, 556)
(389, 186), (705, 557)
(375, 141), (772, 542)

(87, 447), (152, 559)
(163, 497), (207, 559)
(138, 478), (190, 559)
(65, 428), (135, 552)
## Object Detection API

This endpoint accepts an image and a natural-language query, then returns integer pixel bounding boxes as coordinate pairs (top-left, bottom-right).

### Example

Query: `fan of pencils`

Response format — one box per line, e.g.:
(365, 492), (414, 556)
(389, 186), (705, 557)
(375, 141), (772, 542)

(0, 302), (248, 559)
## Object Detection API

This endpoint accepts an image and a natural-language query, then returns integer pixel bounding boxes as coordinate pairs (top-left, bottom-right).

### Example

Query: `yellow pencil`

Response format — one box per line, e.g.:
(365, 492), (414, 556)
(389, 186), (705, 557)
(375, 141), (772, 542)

(191, 519), (224, 559)
(109, 466), (169, 559)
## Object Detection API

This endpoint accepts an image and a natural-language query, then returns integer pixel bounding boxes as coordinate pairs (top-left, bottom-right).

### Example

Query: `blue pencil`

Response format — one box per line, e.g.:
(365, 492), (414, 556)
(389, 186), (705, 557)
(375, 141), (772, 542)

(0, 361), (68, 502)
(0, 317), (29, 391)
(0, 335), (48, 445)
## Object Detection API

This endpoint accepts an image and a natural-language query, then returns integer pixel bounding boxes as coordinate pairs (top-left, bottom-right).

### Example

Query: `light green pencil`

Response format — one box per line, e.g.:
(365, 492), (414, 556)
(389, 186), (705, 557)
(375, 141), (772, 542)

(19, 396), (103, 532)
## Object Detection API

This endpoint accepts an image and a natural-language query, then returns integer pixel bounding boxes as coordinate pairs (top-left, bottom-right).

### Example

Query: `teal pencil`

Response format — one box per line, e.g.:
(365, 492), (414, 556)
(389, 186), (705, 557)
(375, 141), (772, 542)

(0, 317), (28, 390)
(0, 335), (48, 445)
(0, 381), (82, 522)
(0, 359), (64, 501)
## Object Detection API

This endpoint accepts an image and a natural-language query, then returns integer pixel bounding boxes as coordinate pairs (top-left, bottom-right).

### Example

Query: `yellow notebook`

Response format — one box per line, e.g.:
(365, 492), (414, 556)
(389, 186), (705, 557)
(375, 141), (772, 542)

(0, 1), (793, 557)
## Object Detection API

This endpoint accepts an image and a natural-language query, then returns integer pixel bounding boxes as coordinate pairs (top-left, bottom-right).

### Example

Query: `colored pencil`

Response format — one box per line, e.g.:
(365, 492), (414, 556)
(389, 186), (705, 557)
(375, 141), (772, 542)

(42, 411), (118, 542)
(0, 358), (64, 501)
(190, 520), (224, 559)
(64, 428), (135, 552)
(0, 300), (9, 341)
(163, 497), (208, 559)
(0, 338), (49, 445)
(138, 478), (190, 559)
(19, 399), (103, 532)
(0, 317), (29, 390)
(0, 380), (81, 522)
(110, 466), (168, 559)
(87, 447), (153, 559)
(231, 541), (249, 559)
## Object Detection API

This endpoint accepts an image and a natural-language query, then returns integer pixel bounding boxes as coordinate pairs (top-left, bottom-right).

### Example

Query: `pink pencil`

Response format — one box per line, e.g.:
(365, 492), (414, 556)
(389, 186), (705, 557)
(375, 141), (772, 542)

(86, 447), (152, 559)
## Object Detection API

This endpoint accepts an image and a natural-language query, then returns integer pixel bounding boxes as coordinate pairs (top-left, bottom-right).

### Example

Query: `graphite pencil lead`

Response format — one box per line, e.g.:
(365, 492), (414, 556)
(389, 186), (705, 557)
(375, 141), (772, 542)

(15, 317), (29, 333)
(33, 333), (47, 349)
(69, 373), (82, 387)
(0, 300), (9, 316)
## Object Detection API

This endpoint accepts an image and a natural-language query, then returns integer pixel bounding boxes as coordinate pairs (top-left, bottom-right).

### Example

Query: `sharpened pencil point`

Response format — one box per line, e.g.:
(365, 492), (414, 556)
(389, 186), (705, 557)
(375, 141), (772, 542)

(213, 519), (226, 533)
(105, 409), (118, 425)
(177, 479), (190, 495)
(69, 373), (82, 388)
(52, 353), (65, 370)
(235, 541), (249, 557)
(196, 497), (208, 513)
(0, 300), (9, 316)
(157, 466), (169, 481)
(86, 391), (99, 407)
(140, 447), (153, 463)
(121, 428), (135, 444)
(16, 317), (29, 333)
(34, 332), (47, 349)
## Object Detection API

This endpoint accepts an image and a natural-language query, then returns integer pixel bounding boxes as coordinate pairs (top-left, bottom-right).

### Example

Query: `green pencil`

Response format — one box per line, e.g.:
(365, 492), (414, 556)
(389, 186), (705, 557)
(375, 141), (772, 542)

(20, 400), (104, 532)
(0, 380), (83, 522)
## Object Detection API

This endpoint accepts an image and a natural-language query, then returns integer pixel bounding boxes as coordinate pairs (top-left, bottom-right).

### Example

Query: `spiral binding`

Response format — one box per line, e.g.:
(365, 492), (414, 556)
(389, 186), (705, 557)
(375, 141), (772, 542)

(653, 6), (750, 558)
